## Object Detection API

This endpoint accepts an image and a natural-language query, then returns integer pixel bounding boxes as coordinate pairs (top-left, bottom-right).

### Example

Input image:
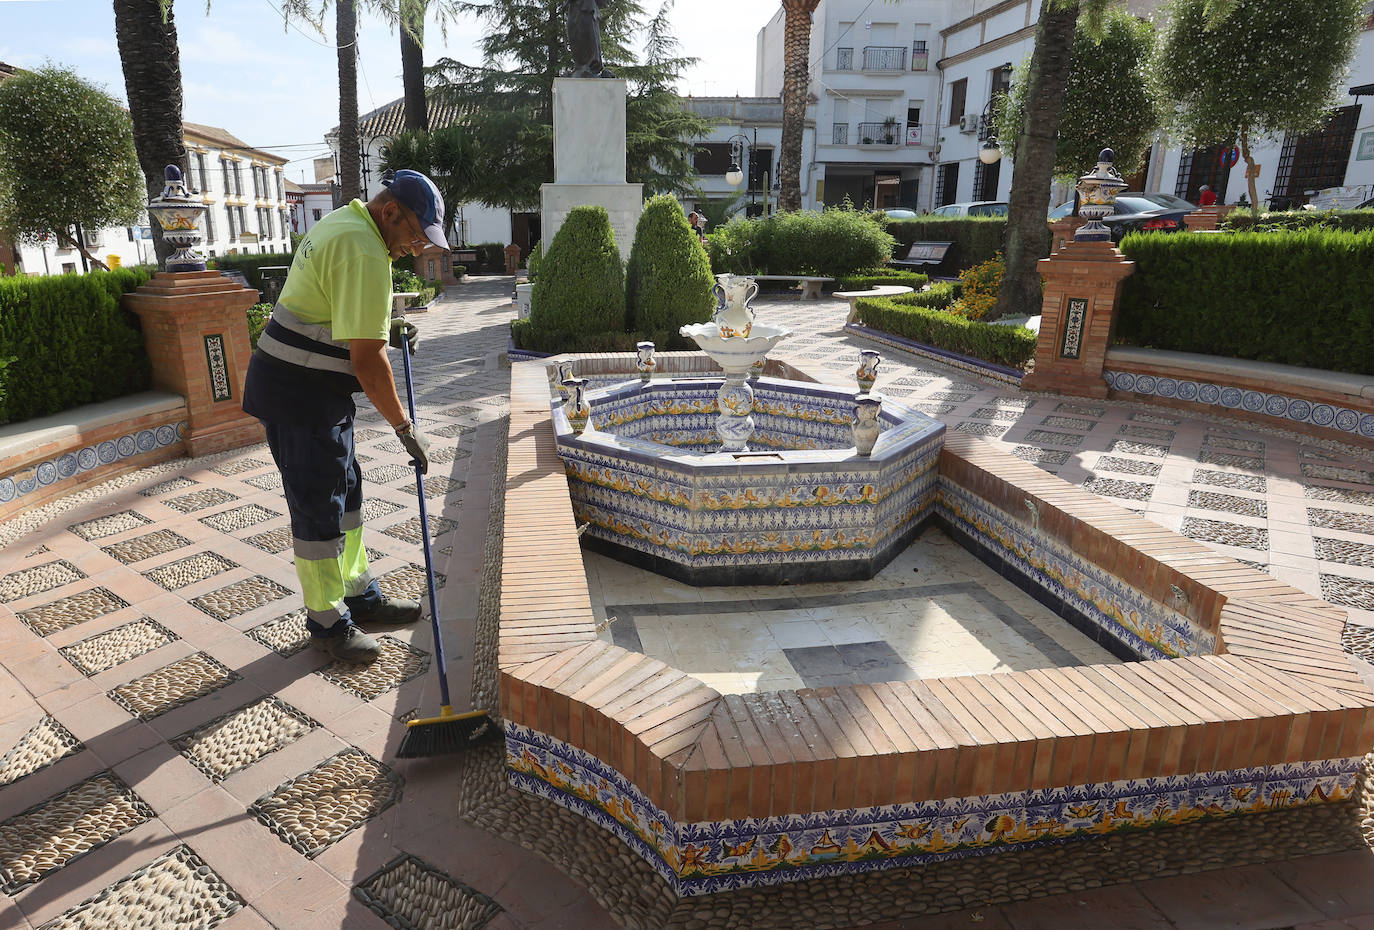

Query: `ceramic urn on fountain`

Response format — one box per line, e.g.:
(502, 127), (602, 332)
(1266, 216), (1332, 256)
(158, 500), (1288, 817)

(146, 165), (209, 272)
(679, 274), (791, 452)
(1073, 148), (1127, 242)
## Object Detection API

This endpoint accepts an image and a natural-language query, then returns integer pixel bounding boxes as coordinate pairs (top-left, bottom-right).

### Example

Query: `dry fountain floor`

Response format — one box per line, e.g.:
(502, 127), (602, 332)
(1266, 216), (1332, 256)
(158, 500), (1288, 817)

(0, 279), (1372, 929)
(584, 531), (1119, 696)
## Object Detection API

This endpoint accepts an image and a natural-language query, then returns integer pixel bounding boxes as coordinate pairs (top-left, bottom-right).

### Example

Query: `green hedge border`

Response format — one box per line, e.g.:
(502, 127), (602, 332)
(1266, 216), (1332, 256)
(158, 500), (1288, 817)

(853, 285), (1037, 370)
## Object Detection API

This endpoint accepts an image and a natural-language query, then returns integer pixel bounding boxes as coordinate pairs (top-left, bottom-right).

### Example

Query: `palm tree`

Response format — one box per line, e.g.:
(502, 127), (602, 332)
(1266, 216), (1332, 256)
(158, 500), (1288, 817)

(337, 0), (362, 202)
(399, 0), (428, 131)
(777, 0), (818, 213)
(112, 0), (187, 267)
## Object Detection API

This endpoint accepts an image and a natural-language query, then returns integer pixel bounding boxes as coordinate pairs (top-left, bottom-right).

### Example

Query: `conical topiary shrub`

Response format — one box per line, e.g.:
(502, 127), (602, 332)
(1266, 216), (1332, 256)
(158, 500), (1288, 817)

(528, 205), (625, 339)
(625, 195), (715, 340)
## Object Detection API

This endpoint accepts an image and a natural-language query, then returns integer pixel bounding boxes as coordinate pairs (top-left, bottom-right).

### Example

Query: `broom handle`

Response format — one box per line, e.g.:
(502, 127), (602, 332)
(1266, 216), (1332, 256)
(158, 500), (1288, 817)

(398, 327), (451, 709)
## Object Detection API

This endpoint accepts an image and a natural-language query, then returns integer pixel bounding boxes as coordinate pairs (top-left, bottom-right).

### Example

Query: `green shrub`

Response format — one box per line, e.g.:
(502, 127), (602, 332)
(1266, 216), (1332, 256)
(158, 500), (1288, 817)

(0, 268), (151, 423)
(474, 241), (506, 272)
(527, 205), (625, 340)
(510, 319), (641, 354)
(626, 195), (715, 335)
(1219, 208), (1374, 234)
(883, 216), (1053, 274)
(527, 241), (542, 280)
(0, 355), (15, 425)
(391, 267), (424, 292)
(214, 252), (295, 291)
(1116, 228), (1374, 375)
(705, 206), (894, 278)
(951, 254), (1004, 320)
(246, 302), (271, 349)
(853, 284), (1037, 370)
(835, 269), (930, 290)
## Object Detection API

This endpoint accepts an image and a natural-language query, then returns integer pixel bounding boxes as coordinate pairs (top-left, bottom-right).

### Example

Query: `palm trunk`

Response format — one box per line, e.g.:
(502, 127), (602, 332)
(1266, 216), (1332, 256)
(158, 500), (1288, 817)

(778, 0), (818, 213)
(337, 0), (362, 202)
(400, 0), (428, 132)
(989, 0), (1079, 322)
(113, 0), (186, 267)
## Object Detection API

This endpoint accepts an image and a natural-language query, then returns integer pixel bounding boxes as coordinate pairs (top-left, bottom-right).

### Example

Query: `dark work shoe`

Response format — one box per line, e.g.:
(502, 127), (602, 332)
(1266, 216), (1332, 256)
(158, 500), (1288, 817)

(349, 596), (422, 626)
(311, 623), (382, 663)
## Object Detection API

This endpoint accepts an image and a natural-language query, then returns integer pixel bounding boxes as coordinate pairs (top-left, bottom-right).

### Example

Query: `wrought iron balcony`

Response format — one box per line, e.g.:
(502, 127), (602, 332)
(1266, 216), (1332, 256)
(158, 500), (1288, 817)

(856, 122), (901, 145)
(836, 47), (853, 70)
(832, 123), (849, 145)
(862, 46), (906, 71)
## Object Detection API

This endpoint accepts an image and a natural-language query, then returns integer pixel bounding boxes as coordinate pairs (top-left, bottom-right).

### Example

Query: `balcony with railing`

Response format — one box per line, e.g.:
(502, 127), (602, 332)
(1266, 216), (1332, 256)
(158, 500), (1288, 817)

(862, 46), (906, 71)
(856, 121), (901, 146)
(832, 123), (849, 145)
(836, 47), (853, 70)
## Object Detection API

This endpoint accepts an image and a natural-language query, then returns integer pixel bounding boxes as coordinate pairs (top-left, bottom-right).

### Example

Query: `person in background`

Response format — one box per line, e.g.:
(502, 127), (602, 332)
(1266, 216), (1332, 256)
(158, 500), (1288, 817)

(242, 169), (446, 663)
(687, 211), (707, 244)
(1197, 184), (1218, 206)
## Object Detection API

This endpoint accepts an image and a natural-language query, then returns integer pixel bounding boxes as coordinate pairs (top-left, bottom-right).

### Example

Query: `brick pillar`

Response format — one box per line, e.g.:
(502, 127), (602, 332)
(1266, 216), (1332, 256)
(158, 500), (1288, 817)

(124, 271), (266, 456)
(1020, 240), (1134, 398)
(1185, 205), (1234, 232)
(1048, 216), (1088, 253)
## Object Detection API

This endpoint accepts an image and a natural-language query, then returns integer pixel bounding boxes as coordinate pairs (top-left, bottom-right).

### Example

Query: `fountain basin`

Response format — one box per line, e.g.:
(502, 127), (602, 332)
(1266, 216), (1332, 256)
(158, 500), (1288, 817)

(555, 376), (945, 585)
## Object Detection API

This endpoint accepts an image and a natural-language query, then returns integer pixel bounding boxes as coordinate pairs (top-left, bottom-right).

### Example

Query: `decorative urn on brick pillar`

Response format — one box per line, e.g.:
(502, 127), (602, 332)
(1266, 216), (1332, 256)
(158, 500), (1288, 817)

(124, 166), (265, 456)
(1021, 150), (1135, 399)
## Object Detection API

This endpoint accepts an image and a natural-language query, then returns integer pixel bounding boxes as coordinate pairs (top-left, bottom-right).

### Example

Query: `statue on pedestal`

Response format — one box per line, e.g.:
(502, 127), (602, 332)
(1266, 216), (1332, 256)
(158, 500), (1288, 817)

(566, 0), (613, 78)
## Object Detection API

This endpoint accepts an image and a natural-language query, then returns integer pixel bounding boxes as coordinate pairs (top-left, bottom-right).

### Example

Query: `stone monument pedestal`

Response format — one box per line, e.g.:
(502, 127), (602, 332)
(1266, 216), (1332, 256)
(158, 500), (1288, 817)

(540, 78), (642, 263)
(1021, 240), (1134, 399)
(124, 271), (265, 456)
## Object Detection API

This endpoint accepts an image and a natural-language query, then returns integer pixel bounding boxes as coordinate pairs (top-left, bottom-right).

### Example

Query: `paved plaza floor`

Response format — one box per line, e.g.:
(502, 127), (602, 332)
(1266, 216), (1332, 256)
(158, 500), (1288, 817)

(0, 277), (1372, 929)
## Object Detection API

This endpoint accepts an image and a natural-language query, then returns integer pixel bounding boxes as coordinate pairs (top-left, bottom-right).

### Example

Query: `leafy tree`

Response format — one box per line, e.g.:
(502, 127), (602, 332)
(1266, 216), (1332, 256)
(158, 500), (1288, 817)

(625, 194), (713, 336)
(429, 0), (713, 210)
(1151, 0), (1366, 211)
(996, 8), (1159, 178)
(0, 65), (145, 272)
(380, 126), (482, 243)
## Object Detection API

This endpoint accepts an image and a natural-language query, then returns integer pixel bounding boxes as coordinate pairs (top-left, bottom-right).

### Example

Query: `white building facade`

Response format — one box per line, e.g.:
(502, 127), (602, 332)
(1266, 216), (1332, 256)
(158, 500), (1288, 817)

(682, 96), (811, 216)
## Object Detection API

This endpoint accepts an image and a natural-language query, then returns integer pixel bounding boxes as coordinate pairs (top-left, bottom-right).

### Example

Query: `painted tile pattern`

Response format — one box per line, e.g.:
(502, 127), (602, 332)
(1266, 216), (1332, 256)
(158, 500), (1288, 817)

(1104, 371), (1374, 441)
(506, 722), (1361, 896)
(0, 422), (187, 506)
(557, 380), (945, 577)
(935, 481), (1215, 659)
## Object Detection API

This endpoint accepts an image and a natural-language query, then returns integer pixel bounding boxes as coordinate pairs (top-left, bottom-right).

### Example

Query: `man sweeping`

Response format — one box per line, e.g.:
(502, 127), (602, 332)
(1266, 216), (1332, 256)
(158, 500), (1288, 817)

(243, 169), (447, 664)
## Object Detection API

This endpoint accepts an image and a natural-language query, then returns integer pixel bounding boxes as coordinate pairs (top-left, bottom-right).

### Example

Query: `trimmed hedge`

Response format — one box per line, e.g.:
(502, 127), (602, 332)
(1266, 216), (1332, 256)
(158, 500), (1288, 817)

(474, 242), (506, 272)
(1219, 208), (1374, 234)
(214, 252), (295, 291)
(1116, 228), (1374, 375)
(526, 205), (625, 343)
(853, 283), (1038, 370)
(835, 269), (930, 291)
(705, 207), (895, 278)
(527, 240), (542, 280)
(626, 195), (714, 335)
(882, 217), (1052, 275)
(0, 268), (151, 424)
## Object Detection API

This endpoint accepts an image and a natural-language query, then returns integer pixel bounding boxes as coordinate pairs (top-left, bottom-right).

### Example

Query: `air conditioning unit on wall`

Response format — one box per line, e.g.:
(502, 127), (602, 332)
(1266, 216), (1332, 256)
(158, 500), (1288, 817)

(958, 115), (977, 133)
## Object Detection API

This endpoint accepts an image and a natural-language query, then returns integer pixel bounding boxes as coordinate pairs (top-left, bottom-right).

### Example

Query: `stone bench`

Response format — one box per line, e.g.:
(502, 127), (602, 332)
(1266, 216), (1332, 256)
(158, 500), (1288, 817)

(1104, 346), (1374, 446)
(750, 274), (835, 300)
(889, 240), (953, 269)
(0, 391), (189, 520)
(833, 284), (914, 324)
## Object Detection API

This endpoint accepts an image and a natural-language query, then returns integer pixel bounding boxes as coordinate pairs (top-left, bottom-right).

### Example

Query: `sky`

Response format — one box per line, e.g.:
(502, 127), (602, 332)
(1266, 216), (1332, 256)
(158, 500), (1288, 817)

(0, 0), (779, 184)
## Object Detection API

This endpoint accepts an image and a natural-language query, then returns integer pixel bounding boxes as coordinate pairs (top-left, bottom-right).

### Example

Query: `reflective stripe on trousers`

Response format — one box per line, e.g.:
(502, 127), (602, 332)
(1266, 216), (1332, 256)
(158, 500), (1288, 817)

(262, 418), (380, 632)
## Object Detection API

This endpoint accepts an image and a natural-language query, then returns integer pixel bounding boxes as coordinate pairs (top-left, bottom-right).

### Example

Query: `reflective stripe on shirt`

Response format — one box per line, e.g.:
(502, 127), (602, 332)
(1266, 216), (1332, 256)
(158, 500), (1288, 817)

(256, 304), (356, 376)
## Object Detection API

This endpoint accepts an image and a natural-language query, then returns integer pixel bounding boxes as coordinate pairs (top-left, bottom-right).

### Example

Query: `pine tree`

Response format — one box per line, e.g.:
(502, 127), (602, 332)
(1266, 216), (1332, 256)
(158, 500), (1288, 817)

(428, 0), (713, 210)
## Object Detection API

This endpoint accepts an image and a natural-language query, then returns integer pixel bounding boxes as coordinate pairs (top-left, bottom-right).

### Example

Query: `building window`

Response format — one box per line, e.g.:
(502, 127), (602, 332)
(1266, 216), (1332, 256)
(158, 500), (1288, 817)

(973, 158), (1000, 200)
(911, 40), (929, 71)
(227, 207), (237, 242)
(1175, 145), (1233, 204)
(281, 209), (290, 236)
(832, 123), (849, 144)
(221, 158), (231, 196)
(1272, 104), (1360, 210)
(936, 162), (959, 206)
(204, 209), (214, 243)
(233, 162), (243, 196)
(251, 166), (261, 199)
(126, 226), (136, 242)
(949, 79), (967, 126)
(692, 142), (734, 175)
(836, 47), (853, 70)
(276, 171), (284, 202)
(237, 206), (249, 237)
(312, 208), (323, 221)
(196, 153), (209, 192)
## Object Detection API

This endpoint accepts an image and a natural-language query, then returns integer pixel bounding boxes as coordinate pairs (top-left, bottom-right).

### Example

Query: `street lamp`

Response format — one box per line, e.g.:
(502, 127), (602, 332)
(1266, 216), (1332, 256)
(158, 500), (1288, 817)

(977, 64), (1014, 165)
(722, 132), (751, 188)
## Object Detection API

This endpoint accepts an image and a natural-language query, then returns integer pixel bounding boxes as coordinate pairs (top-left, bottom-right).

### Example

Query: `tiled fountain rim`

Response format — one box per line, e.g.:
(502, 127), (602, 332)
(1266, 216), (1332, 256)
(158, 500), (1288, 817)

(501, 350), (1374, 826)
(558, 376), (941, 471)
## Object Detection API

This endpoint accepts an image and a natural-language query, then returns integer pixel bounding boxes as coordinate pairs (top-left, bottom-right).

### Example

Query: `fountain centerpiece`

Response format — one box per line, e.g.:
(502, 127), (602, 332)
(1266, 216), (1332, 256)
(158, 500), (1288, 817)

(679, 274), (790, 452)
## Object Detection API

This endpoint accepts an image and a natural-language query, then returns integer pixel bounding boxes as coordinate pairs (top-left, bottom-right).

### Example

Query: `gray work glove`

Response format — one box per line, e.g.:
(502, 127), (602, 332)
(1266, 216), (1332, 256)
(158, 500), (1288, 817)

(389, 317), (419, 355)
(396, 422), (430, 475)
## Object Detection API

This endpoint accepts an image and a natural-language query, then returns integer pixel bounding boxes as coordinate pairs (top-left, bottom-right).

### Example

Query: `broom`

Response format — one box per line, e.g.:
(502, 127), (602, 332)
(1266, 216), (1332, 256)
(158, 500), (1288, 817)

(394, 320), (495, 758)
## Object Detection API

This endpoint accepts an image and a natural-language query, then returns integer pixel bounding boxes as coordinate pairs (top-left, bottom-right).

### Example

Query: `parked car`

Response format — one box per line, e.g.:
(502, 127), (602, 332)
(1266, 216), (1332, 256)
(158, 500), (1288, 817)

(1132, 191), (1198, 213)
(879, 208), (919, 220)
(931, 201), (1009, 217)
(1047, 194), (1190, 242)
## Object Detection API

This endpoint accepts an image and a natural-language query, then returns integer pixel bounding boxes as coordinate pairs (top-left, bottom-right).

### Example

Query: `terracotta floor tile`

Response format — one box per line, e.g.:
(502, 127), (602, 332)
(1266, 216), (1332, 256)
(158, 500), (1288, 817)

(1000, 884), (1172, 929)
(1277, 849), (1374, 919)
(160, 785), (308, 902)
(1135, 863), (1325, 930)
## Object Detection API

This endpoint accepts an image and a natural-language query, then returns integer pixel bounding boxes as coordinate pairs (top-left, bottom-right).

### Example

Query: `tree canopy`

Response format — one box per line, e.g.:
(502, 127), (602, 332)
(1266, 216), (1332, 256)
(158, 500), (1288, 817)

(429, 0), (713, 210)
(1151, 0), (1366, 208)
(380, 125), (481, 241)
(0, 65), (145, 271)
(996, 7), (1159, 178)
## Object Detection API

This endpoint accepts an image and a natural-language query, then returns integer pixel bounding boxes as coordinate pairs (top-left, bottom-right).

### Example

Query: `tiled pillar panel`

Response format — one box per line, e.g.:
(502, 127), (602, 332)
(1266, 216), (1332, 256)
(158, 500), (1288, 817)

(1021, 240), (1134, 399)
(123, 271), (265, 457)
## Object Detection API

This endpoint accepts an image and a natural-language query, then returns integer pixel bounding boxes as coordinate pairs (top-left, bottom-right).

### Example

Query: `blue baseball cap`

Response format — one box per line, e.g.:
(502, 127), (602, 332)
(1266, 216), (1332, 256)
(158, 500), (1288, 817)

(382, 169), (449, 251)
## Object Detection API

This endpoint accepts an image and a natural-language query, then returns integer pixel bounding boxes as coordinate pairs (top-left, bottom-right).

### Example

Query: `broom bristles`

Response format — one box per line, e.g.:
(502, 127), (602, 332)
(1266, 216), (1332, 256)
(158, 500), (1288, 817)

(395, 706), (497, 758)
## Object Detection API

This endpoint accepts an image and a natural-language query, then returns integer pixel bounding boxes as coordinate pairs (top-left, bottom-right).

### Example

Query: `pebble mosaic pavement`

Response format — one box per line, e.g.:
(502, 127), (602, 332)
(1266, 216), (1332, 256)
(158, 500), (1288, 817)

(0, 280), (1371, 929)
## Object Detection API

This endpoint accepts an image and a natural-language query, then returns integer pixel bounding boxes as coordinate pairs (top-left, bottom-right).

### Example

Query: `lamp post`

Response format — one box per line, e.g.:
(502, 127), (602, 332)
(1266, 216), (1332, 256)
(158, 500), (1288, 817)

(721, 130), (756, 211)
